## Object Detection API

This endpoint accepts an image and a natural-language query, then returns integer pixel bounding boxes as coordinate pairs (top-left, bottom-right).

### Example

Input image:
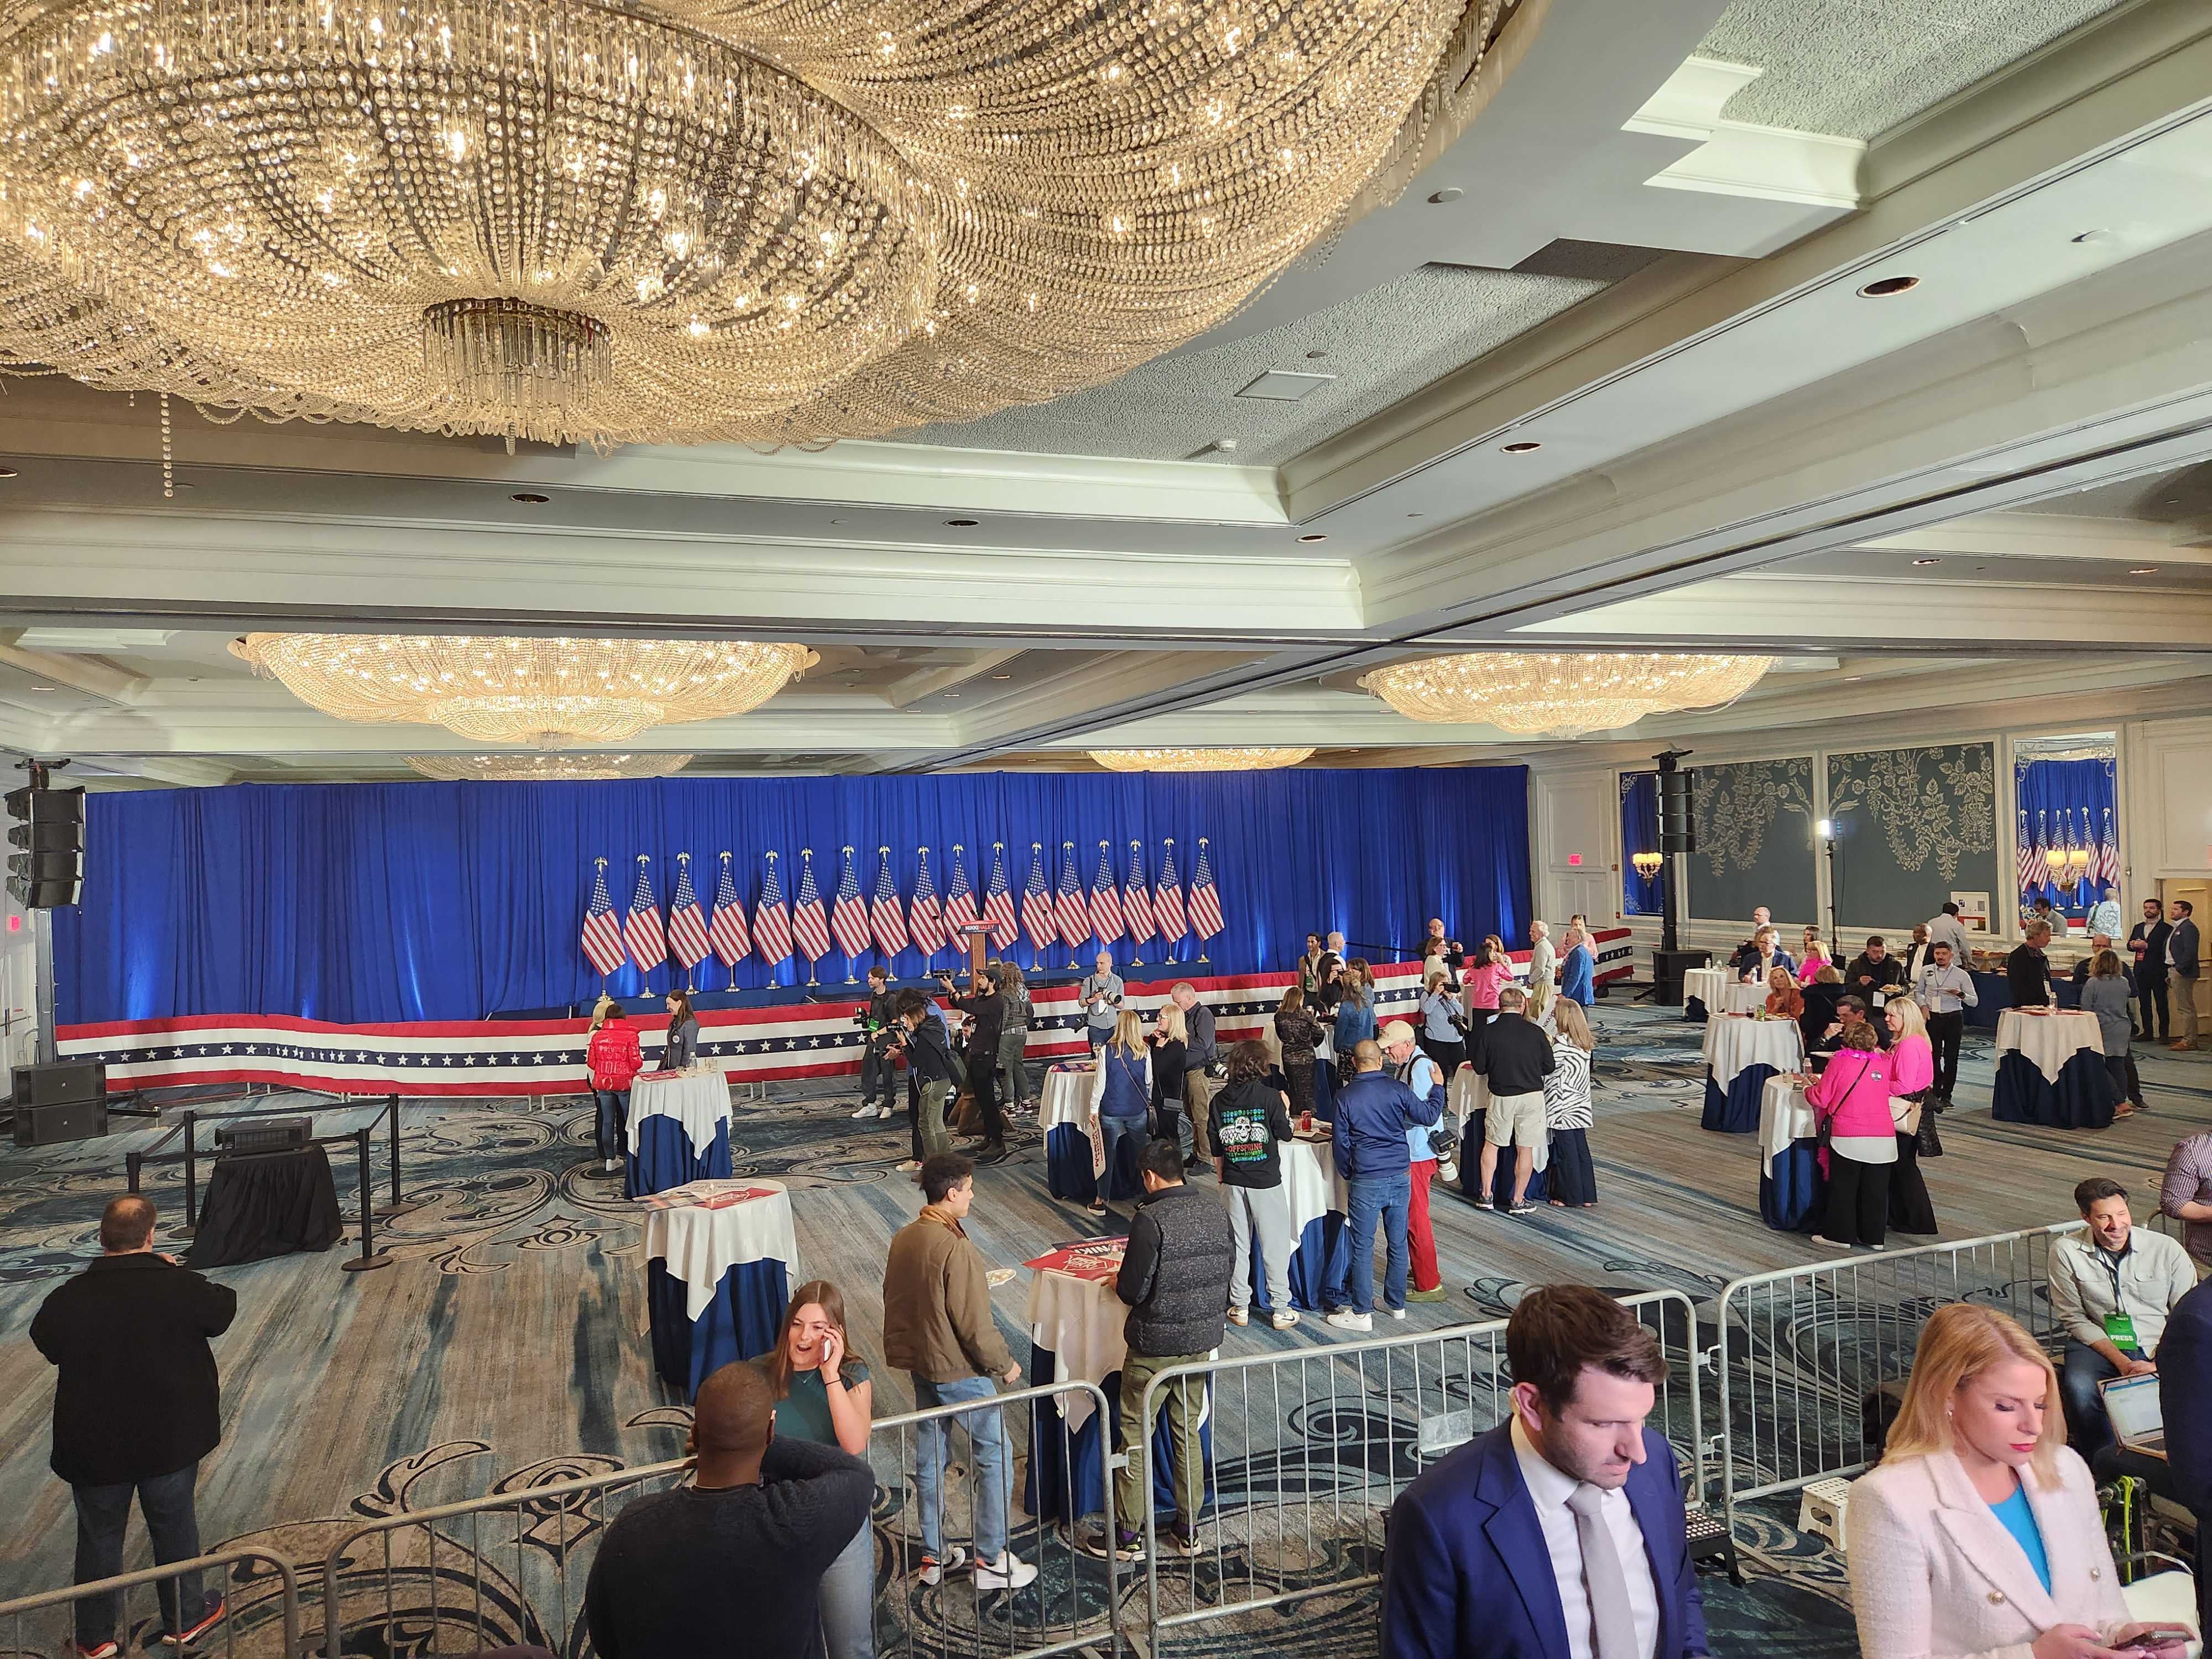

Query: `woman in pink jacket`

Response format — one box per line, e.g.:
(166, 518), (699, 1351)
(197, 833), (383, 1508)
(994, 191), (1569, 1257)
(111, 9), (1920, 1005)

(1886, 998), (1939, 1237)
(1806, 1017), (1896, 1251)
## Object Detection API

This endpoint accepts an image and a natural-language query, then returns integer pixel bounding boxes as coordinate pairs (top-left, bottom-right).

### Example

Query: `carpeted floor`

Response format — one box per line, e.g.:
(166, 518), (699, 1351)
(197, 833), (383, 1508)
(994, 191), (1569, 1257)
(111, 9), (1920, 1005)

(2, 1004), (2205, 1658)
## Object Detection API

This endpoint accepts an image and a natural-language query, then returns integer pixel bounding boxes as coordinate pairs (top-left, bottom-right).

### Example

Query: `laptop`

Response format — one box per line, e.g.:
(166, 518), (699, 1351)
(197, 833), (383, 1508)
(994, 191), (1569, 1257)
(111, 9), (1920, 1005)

(2098, 1371), (2166, 1457)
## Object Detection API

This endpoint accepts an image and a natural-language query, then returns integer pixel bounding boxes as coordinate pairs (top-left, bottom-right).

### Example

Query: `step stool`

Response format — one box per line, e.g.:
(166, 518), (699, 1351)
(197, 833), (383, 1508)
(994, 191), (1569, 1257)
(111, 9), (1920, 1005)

(1797, 1478), (1854, 1552)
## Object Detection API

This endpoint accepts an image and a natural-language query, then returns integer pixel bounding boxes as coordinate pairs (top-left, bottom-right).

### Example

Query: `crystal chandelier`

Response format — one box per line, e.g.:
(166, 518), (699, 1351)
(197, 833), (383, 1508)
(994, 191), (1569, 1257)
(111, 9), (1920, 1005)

(1359, 653), (1774, 738)
(1089, 747), (1316, 772)
(0, 0), (1524, 449)
(408, 753), (693, 782)
(232, 634), (815, 747)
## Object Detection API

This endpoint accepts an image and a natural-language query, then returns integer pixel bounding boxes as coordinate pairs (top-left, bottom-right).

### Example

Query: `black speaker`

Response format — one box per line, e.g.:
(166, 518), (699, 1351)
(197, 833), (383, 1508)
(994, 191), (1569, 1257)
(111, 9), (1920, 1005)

(1658, 769), (1696, 854)
(6, 782), (85, 909)
(12, 1060), (105, 1107)
(214, 1117), (312, 1156)
(12, 1097), (107, 1145)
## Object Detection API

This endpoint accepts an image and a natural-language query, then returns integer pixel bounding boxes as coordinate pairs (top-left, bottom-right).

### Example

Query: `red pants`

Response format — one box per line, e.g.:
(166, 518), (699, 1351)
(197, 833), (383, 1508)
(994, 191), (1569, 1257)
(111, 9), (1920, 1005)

(1408, 1158), (1440, 1292)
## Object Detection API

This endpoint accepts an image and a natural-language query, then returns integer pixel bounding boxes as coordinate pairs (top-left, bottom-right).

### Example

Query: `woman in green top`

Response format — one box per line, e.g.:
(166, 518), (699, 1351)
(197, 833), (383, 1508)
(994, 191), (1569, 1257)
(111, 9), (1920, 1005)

(753, 1280), (875, 1659)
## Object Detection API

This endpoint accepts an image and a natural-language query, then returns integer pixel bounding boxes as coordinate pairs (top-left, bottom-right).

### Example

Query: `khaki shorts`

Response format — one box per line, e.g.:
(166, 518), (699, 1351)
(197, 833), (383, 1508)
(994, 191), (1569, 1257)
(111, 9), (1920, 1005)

(1484, 1090), (1546, 1149)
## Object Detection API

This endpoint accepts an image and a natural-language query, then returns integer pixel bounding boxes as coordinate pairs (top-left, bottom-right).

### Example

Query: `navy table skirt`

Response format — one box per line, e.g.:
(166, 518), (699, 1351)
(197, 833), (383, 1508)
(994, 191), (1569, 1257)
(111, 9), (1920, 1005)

(1969, 974), (2081, 1030)
(1702, 1065), (1775, 1134)
(1248, 1208), (1350, 1314)
(1990, 1049), (2117, 1130)
(1684, 996), (1710, 1023)
(1456, 1109), (1548, 1206)
(646, 1255), (791, 1396)
(626, 1114), (732, 1199)
(1760, 1139), (1825, 1232)
(1044, 1123), (1142, 1204)
(1026, 1341), (1215, 1524)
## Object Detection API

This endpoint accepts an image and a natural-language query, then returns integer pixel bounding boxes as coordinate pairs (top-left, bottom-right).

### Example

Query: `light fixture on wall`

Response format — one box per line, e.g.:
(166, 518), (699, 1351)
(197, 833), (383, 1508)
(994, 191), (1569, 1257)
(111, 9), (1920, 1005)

(0, 0), (1522, 450)
(1359, 651), (1773, 737)
(233, 634), (815, 747)
(408, 753), (693, 781)
(1088, 747), (1316, 773)
(1631, 851), (1664, 880)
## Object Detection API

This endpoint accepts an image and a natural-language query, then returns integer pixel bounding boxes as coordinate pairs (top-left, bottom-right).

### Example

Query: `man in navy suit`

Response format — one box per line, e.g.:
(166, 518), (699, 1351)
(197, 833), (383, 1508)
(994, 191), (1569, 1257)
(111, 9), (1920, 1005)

(1381, 1284), (1710, 1659)
(2157, 1275), (2211, 1636)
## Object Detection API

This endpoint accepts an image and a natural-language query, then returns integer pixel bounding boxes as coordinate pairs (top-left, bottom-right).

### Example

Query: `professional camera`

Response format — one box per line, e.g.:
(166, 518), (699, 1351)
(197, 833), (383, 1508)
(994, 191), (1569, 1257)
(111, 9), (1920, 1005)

(852, 1008), (879, 1031)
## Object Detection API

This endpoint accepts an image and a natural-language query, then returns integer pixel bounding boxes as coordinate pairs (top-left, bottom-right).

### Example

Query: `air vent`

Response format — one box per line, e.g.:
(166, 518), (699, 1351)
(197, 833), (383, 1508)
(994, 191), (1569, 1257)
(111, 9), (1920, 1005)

(1235, 370), (1335, 402)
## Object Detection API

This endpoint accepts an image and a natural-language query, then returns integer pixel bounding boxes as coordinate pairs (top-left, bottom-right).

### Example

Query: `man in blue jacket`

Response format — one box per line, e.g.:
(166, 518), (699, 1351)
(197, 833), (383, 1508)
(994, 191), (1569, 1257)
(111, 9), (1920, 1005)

(1325, 1039), (1439, 1332)
(1558, 923), (1597, 1008)
(1381, 1284), (1710, 1659)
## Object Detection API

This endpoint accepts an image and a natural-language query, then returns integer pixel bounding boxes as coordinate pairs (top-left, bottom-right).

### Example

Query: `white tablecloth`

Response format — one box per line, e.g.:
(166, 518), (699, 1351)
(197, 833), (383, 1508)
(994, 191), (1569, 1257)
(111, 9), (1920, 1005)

(1281, 1135), (1347, 1238)
(1447, 1064), (1547, 1172)
(1703, 1016), (1806, 1088)
(1759, 1076), (1817, 1179)
(628, 1069), (732, 1158)
(1683, 967), (1727, 1009)
(1029, 1265), (1125, 1431)
(1996, 1009), (2105, 1083)
(642, 1182), (798, 1320)
(1039, 1063), (1094, 1132)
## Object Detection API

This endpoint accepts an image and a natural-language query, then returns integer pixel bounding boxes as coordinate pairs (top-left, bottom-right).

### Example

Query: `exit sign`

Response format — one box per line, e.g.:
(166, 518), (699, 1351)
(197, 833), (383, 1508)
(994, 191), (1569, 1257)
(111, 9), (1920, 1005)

(1566, 853), (1583, 867)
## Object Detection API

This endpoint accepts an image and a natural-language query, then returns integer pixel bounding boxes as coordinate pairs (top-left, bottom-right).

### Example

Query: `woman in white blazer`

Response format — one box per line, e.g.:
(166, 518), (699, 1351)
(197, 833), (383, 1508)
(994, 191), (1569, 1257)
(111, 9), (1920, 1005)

(1848, 1303), (2192, 1659)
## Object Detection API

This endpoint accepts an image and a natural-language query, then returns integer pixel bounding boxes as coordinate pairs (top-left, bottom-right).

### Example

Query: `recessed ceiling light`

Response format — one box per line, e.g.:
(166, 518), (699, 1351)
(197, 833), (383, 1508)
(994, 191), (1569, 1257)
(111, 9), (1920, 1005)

(1214, 439), (1238, 452)
(1304, 349), (1328, 360)
(2162, 497), (2183, 507)
(1297, 533), (1327, 542)
(1405, 512), (1425, 519)
(989, 672), (1013, 680)
(1500, 440), (1542, 454)
(2129, 566), (2159, 575)
(945, 517), (979, 527)
(944, 691), (962, 698)
(1858, 274), (1921, 298)
(28, 684), (58, 693)
(0, 466), (18, 478)
(1912, 557), (1940, 566)
(511, 491), (549, 503)
(1844, 676), (1863, 682)
(1427, 187), (1463, 204)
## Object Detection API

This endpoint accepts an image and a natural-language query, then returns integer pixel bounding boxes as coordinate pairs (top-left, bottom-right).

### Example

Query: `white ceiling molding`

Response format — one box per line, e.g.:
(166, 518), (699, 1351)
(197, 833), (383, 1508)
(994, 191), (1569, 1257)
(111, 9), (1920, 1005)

(1860, 513), (2212, 566)
(0, 631), (148, 707)
(1627, 56), (1866, 220)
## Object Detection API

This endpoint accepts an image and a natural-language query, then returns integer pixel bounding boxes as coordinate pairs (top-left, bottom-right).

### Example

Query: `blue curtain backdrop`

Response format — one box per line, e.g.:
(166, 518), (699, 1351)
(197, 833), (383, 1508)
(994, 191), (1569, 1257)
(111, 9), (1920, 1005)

(56, 766), (1531, 1024)
(2013, 758), (2116, 915)
(1620, 771), (1662, 916)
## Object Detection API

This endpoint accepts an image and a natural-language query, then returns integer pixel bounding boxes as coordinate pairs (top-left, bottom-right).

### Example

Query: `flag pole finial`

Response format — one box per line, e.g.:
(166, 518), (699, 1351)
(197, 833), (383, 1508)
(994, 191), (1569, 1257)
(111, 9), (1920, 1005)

(766, 849), (779, 863)
(719, 851), (731, 864)
(677, 851), (690, 867)
(595, 855), (607, 870)
(880, 844), (891, 856)
(843, 843), (854, 856)
(637, 853), (649, 866)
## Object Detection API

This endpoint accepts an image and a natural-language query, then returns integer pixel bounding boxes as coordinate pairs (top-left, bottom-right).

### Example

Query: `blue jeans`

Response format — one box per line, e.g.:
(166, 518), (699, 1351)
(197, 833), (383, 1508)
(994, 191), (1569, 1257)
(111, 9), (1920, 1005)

(1333, 1172), (1412, 1314)
(910, 1374), (1010, 1563)
(72, 1463), (209, 1644)
(592, 1088), (629, 1162)
(1098, 1113), (1146, 1203)
(818, 1516), (876, 1659)
(2061, 1340), (2126, 1458)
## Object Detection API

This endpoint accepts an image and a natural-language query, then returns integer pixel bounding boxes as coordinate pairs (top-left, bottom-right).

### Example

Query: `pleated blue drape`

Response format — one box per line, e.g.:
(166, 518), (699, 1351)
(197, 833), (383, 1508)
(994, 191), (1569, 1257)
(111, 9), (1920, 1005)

(56, 766), (1531, 1023)
(2013, 758), (2116, 914)
(1620, 771), (1662, 916)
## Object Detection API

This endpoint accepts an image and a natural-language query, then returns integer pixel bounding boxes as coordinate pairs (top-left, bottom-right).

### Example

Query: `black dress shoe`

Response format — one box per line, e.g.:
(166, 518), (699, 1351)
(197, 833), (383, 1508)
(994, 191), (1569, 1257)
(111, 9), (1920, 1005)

(978, 1144), (1011, 1165)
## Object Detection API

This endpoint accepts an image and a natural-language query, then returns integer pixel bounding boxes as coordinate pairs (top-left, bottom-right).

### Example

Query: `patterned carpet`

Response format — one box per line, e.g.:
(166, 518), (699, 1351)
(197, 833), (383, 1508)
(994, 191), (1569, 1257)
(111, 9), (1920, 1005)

(2, 1003), (2206, 1658)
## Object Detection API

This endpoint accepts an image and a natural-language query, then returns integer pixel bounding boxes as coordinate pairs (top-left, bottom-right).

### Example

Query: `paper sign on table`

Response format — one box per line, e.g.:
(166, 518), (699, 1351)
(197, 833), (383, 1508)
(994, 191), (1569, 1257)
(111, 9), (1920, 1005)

(1023, 1238), (1127, 1281)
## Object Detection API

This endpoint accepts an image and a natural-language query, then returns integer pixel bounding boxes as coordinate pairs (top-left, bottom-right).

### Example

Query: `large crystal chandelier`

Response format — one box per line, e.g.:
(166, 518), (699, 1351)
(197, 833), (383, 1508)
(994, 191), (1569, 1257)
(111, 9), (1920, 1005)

(1089, 747), (1316, 772)
(408, 753), (693, 781)
(0, 0), (1523, 448)
(1359, 653), (1774, 738)
(233, 634), (815, 747)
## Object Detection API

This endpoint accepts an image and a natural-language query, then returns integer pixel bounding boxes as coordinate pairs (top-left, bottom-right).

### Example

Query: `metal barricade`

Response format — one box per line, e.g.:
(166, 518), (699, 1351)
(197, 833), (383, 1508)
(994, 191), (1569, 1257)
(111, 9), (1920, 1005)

(1, 1551), (299, 1659)
(1130, 1290), (1704, 1652)
(318, 1457), (692, 1657)
(1713, 1220), (2086, 1540)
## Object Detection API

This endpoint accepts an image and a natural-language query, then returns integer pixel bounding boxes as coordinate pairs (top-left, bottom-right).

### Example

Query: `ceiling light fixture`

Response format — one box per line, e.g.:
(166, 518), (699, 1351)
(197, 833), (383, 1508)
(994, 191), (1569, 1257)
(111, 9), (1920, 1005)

(1428, 187), (1465, 204)
(0, 0), (1519, 450)
(1858, 275), (1921, 298)
(0, 466), (18, 477)
(408, 753), (693, 781)
(231, 633), (815, 747)
(1359, 651), (1773, 737)
(946, 518), (980, 528)
(1298, 533), (1328, 542)
(1912, 557), (1940, 566)
(511, 492), (551, 504)
(1089, 747), (1316, 772)
(2130, 566), (2160, 575)
(1500, 440), (1542, 454)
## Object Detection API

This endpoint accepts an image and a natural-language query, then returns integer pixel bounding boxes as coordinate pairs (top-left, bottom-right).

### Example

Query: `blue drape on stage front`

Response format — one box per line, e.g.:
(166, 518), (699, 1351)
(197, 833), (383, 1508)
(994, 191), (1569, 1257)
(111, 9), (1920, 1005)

(2014, 758), (2116, 915)
(55, 766), (1531, 1024)
(1620, 771), (1662, 916)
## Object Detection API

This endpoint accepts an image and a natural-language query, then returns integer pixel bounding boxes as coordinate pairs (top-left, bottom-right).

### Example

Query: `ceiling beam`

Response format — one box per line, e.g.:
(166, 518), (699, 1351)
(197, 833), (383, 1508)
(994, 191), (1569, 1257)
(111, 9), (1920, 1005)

(884, 650), (1026, 709)
(0, 630), (149, 706)
(1858, 513), (2212, 564)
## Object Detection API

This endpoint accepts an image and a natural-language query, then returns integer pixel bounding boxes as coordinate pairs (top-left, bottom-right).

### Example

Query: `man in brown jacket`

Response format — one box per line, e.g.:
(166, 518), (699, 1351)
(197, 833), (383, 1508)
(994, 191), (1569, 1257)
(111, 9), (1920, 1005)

(881, 1153), (1036, 1592)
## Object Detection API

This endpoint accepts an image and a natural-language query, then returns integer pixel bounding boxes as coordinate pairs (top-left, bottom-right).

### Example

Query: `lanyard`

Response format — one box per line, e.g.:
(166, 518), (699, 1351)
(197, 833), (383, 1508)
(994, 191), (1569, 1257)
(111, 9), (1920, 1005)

(2091, 1243), (2130, 1308)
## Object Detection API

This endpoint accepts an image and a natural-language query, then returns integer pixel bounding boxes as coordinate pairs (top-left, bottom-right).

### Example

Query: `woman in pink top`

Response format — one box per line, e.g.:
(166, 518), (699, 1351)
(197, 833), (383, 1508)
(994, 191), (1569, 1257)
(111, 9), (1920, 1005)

(1795, 926), (1829, 987)
(1460, 938), (1514, 1027)
(1884, 998), (1938, 1237)
(1805, 1018), (1896, 1251)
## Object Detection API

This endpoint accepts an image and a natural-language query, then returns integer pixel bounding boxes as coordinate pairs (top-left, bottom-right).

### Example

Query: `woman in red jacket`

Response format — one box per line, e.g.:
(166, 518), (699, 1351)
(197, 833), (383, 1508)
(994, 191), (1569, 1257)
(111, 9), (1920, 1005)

(1804, 1018), (1896, 1252)
(586, 1006), (644, 1175)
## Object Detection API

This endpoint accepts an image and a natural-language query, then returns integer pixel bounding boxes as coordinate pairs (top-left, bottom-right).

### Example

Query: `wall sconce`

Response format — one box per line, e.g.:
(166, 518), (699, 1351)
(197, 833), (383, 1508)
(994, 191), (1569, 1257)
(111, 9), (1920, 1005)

(1632, 852), (1664, 880)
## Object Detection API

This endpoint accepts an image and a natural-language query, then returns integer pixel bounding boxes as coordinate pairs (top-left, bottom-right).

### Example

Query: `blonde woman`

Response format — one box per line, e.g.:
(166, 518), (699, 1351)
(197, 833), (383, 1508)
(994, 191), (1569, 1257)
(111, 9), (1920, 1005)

(1148, 1003), (1192, 1163)
(1885, 997), (1938, 1235)
(1847, 1305), (2189, 1659)
(1086, 1009), (1152, 1214)
(1797, 926), (1830, 987)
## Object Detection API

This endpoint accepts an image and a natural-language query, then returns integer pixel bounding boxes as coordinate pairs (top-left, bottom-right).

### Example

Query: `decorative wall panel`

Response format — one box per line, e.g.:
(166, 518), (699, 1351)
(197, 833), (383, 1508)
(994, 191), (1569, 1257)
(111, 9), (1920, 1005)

(1688, 757), (1816, 924)
(1828, 743), (2000, 929)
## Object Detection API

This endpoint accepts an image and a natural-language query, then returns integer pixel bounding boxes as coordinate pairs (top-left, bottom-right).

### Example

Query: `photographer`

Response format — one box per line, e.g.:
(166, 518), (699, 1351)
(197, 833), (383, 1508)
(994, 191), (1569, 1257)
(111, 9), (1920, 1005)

(852, 965), (898, 1123)
(888, 989), (959, 1170)
(944, 967), (1009, 1165)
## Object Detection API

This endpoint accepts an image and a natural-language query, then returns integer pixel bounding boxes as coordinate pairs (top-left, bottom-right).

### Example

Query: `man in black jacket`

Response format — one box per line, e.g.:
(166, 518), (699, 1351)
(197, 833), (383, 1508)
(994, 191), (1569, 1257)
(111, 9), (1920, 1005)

(1468, 988), (1557, 1215)
(583, 1361), (872, 1659)
(32, 1196), (237, 1657)
(853, 964), (898, 1121)
(2008, 919), (2057, 1008)
(1843, 936), (1907, 1005)
(2130, 899), (2173, 1041)
(946, 967), (1009, 1162)
(891, 988), (959, 1170)
(1091, 1139), (1233, 1562)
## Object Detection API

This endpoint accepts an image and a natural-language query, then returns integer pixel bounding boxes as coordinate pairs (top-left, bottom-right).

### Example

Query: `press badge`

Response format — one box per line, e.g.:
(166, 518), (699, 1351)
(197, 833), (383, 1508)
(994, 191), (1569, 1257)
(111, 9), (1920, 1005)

(2104, 1311), (2140, 1352)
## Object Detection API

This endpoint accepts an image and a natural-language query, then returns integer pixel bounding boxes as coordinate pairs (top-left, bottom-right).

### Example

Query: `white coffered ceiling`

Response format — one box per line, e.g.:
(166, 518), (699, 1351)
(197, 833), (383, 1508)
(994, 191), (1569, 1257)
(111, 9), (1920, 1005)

(3, 0), (2211, 789)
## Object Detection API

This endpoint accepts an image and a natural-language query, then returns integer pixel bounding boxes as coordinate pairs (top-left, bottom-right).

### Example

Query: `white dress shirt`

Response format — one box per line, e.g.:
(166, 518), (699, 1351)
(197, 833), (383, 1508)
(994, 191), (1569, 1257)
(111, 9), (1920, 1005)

(1510, 1417), (1661, 1659)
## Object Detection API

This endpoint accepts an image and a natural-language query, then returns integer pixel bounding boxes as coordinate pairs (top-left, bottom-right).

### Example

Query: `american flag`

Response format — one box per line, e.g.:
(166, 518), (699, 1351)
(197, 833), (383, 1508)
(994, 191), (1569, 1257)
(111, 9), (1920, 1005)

(982, 843), (1019, 948)
(2015, 809), (2037, 900)
(1055, 841), (1089, 947)
(943, 844), (978, 937)
(580, 861), (625, 977)
(1021, 843), (1056, 950)
(754, 853), (792, 967)
(910, 848), (945, 957)
(870, 847), (908, 957)
(1154, 840), (1188, 945)
(1123, 841), (1155, 951)
(1188, 837), (1223, 941)
(831, 847), (872, 958)
(2094, 806), (2120, 889)
(791, 853), (832, 964)
(1088, 841), (1124, 945)
(624, 857), (666, 974)
(708, 853), (750, 967)
(666, 856), (711, 971)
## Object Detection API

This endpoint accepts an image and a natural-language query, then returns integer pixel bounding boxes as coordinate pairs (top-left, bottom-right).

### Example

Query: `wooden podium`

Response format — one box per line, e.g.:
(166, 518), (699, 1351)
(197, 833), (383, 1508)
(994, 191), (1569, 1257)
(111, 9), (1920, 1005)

(962, 923), (990, 979)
